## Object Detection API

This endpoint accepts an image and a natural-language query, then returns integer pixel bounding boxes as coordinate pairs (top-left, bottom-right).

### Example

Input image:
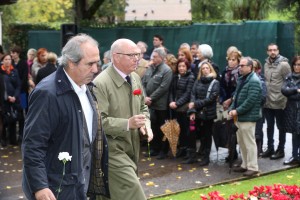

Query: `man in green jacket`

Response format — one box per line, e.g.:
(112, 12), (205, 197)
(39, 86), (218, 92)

(93, 38), (153, 200)
(229, 57), (262, 177)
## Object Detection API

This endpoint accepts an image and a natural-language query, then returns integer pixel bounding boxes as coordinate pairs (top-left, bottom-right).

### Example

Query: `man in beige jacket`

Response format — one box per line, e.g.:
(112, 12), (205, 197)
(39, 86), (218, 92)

(93, 38), (153, 200)
(262, 43), (291, 160)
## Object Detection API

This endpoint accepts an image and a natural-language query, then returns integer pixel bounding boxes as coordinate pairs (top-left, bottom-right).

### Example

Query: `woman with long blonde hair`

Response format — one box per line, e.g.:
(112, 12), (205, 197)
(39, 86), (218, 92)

(186, 62), (220, 165)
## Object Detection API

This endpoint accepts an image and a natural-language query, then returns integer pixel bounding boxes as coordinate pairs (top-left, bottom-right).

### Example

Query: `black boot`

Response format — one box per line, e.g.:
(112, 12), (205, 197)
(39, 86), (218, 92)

(199, 157), (209, 166)
(261, 148), (274, 158)
(176, 147), (187, 158)
(181, 149), (197, 164)
(156, 151), (168, 160)
(182, 149), (190, 160)
(1, 128), (7, 147)
(270, 149), (285, 160)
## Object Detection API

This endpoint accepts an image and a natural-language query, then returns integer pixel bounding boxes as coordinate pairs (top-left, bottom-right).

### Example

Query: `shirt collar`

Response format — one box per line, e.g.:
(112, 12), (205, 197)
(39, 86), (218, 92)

(63, 68), (87, 94)
(113, 64), (128, 80)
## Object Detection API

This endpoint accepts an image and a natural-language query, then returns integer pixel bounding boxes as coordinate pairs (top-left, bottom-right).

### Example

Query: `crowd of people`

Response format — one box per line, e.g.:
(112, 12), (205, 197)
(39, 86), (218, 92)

(133, 36), (299, 175)
(0, 44), (59, 147)
(0, 33), (299, 199)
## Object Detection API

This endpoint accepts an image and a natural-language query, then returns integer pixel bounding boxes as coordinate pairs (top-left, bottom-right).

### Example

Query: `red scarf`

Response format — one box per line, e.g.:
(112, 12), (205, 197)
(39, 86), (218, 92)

(1, 65), (14, 75)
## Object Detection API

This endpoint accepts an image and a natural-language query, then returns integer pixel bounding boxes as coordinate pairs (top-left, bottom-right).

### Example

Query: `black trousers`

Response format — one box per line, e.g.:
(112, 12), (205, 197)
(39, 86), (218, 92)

(149, 109), (169, 153)
(264, 108), (286, 150)
(173, 110), (189, 148)
(197, 119), (214, 158)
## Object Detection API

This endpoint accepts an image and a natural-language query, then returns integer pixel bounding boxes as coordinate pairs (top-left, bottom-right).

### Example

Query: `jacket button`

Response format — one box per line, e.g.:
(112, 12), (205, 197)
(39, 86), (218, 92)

(79, 110), (82, 112)
(105, 145), (108, 148)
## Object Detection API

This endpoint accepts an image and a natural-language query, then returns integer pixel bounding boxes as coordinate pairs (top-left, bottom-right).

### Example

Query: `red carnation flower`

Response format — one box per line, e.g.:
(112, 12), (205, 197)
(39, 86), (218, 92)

(133, 89), (142, 95)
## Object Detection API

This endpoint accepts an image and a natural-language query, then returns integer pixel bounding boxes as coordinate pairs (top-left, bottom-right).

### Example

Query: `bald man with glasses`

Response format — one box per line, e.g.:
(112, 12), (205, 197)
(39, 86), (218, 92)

(93, 38), (153, 200)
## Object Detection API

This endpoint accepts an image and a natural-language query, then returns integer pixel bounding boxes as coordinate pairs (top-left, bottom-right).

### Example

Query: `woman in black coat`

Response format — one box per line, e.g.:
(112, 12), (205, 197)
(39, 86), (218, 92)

(187, 61), (220, 166)
(0, 54), (21, 146)
(281, 56), (300, 165)
(0, 72), (5, 147)
(169, 58), (195, 159)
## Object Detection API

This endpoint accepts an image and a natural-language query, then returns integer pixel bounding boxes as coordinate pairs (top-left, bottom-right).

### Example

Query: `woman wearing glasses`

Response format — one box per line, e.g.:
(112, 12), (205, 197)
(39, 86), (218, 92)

(281, 56), (300, 165)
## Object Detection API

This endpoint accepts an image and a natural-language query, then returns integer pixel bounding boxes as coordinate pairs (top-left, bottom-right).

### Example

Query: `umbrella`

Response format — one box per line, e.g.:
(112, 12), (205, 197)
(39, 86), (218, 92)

(212, 120), (228, 150)
(160, 119), (181, 157)
(227, 118), (238, 173)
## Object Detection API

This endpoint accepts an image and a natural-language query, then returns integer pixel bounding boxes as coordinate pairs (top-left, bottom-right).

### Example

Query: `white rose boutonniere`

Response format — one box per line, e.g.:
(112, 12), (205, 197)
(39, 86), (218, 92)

(56, 152), (72, 199)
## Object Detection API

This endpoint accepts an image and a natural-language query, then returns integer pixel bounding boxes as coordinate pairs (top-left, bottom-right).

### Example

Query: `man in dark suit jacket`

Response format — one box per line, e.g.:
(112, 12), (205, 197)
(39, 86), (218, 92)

(22, 34), (110, 200)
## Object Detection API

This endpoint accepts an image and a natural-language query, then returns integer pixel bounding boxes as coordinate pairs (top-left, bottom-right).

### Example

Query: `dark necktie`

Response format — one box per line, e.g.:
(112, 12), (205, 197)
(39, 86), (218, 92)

(125, 75), (131, 85)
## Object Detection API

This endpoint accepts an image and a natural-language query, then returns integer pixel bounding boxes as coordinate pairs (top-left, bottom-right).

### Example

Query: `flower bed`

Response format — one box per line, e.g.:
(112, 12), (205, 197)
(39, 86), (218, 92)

(200, 184), (300, 200)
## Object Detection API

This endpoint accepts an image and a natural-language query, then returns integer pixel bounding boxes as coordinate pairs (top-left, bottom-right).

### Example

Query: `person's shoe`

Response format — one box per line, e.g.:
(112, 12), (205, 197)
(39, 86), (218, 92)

(156, 152), (167, 160)
(270, 149), (285, 160)
(261, 148), (274, 158)
(181, 157), (197, 164)
(198, 158), (209, 166)
(233, 166), (247, 173)
(176, 147), (187, 158)
(243, 170), (259, 177)
(283, 157), (300, 165)
(1, 140), (7, 147)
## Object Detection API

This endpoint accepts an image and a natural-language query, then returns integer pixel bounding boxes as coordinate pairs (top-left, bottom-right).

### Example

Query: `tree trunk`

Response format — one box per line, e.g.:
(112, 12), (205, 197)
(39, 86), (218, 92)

(75, 0), (106, 21)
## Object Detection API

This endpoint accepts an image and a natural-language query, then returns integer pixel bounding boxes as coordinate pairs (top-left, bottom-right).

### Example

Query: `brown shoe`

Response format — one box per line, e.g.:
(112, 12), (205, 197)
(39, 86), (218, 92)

(243, 170), (259, 177)
(233, 166), (247, 173)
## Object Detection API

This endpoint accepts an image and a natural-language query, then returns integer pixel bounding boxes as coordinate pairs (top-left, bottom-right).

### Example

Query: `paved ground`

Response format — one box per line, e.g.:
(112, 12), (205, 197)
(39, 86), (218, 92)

(0, 124), (297, 200)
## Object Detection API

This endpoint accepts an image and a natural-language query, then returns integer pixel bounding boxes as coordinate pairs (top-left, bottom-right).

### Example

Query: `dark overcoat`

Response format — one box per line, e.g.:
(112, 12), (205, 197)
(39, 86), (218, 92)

(22, 66), (109, 200)
(281, 72), (300, 135)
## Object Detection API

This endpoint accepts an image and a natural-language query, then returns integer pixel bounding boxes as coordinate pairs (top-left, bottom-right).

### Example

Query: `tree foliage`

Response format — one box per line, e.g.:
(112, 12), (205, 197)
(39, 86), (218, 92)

(9, 0), (73, 24)
(224, 0), (274, 20)
(191, 0), (225, 21)
(76, 0), (126, 24)
(277, 0), (300, 19)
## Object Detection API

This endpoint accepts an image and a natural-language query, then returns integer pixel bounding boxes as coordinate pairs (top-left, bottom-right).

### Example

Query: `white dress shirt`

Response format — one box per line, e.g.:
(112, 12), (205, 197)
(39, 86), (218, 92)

(64, 69), (93, 142)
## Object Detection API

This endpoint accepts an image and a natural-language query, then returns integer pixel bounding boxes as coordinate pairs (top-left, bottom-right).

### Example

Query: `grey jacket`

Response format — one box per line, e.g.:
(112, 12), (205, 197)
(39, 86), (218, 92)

(142, 62), (173, 110)
(264, 55), (291, 109)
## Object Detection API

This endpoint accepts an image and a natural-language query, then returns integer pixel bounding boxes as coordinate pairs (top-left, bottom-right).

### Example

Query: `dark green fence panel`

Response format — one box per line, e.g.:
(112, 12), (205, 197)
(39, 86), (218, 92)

(28, 30), (61, 54)
(28, 21), (294, 72)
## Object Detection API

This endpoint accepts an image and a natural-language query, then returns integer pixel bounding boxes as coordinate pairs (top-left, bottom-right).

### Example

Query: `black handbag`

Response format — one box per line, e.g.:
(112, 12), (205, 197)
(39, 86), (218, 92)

(3, 105), (18, 125)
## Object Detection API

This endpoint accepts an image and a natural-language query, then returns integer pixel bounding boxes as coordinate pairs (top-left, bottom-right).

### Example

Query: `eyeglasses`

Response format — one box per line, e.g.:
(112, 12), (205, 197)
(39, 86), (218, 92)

(238, 64), (249, 68)
(116, 53), (141, 59)
(268, 48), (278, 51)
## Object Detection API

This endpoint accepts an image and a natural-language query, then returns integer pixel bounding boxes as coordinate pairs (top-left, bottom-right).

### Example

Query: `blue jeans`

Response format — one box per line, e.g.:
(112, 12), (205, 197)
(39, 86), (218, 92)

(264, 108), (286, 150)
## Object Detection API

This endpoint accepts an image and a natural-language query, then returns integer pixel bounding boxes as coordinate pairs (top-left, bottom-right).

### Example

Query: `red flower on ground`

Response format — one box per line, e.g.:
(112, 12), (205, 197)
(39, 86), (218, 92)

(199, 184), (300, 200)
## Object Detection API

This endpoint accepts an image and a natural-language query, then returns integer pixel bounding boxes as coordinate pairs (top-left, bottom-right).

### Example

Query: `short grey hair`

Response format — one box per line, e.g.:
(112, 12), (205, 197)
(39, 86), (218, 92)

(180, 43), (190, 50)
(153, 47), (167, 59)
(27, 48), (37, 56)
(103, 50), (111, 60)
(241, 56), (254, 69)
(137, 41), (148, 49)
(57, 33), (99, 68)
(198, 44), (213, 59)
